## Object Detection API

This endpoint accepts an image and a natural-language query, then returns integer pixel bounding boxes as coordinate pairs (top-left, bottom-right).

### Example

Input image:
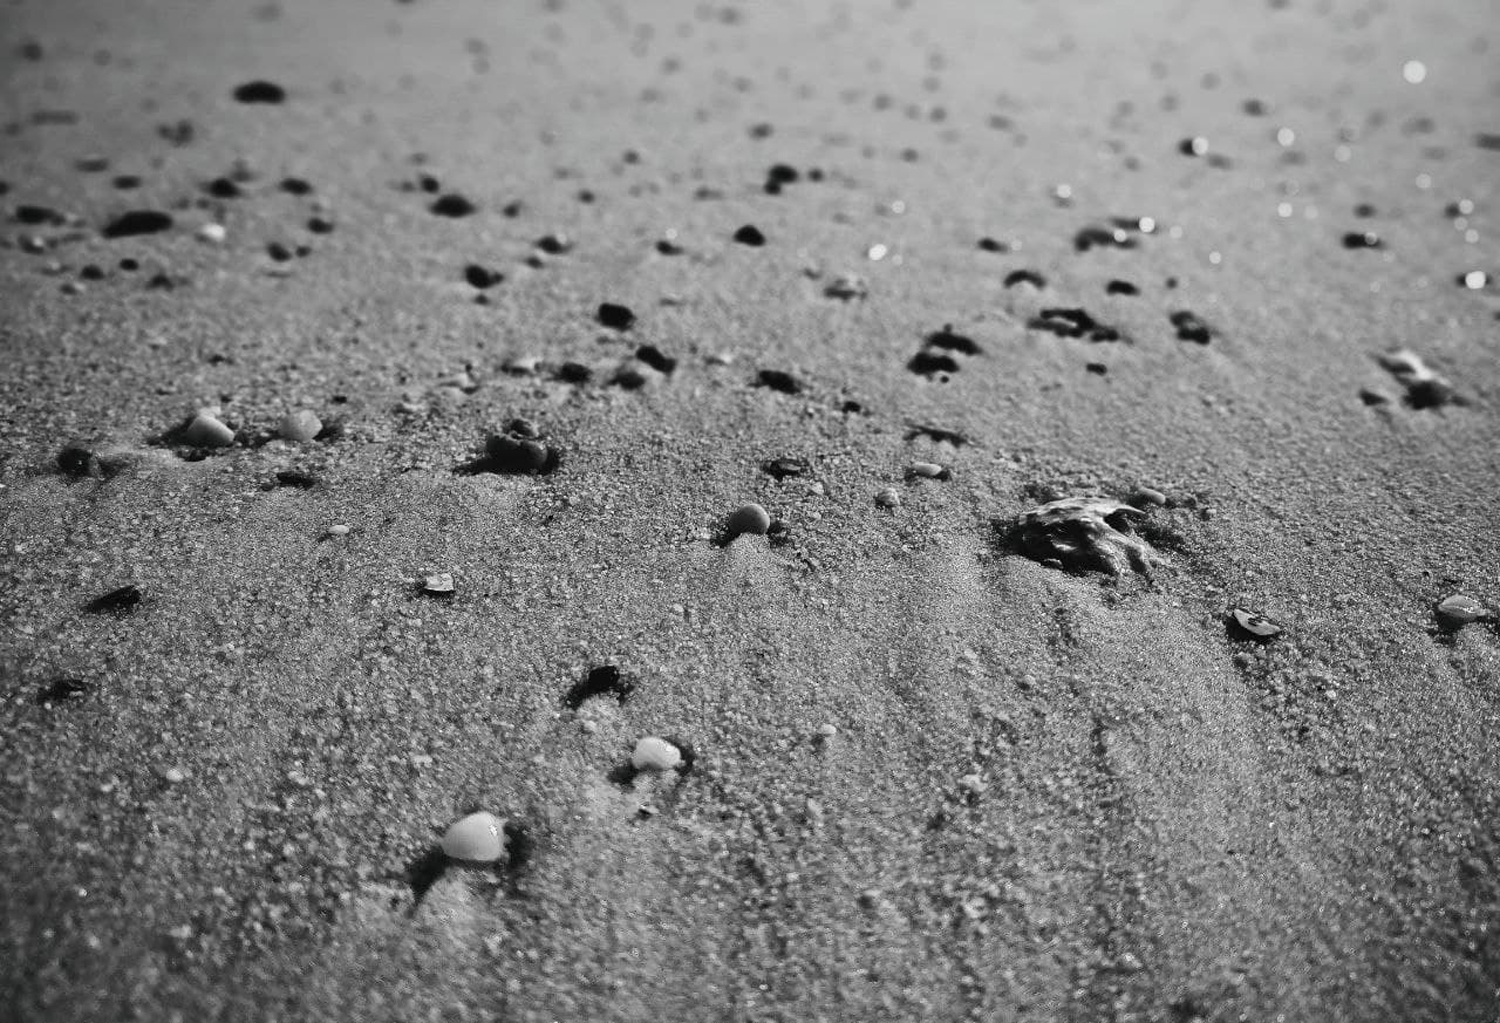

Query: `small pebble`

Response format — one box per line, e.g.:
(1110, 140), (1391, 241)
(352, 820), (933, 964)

(233, 80), (286, 104)
(440, 811), (507, 863)
(874, 487), (901, 508)
(597, 302), (636, 330)
(278, 410), (322, 442)
(907, 461), (948, 480)
(423, 572), (455, 596)
(1130, 487), (1167, 507)
(196, 222), (227, 244)
(733, 224), (766, 246)
(817, 723), (838, 738)
(726, 502), (772, 538)
(1436, 593), (1488, 627)
(1229, 607), (1283, 641)
(958, 773), (987, 794)
(326, 524), (350, 537)
(179, 412), (235, 447)
(631, 736), (683, 772)
(162, 766), (187, 784)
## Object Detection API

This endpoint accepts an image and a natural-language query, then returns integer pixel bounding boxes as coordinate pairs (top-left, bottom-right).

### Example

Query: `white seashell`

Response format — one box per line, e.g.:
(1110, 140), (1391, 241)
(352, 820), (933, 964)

(440, 811), (506, 862)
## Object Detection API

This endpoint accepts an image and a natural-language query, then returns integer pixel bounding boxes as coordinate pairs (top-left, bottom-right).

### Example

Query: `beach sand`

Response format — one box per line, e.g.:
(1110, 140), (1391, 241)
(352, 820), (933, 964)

(1, 0), (1498, 1020)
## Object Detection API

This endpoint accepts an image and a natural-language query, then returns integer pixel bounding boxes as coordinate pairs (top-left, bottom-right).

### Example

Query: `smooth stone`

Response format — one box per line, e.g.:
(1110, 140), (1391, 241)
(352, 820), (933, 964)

(874, 487), (901, 508)
(908, 461), (946, 479)
(631, 736), (683, 772)
(1130, 487), (1167, 507)
(1437, 593), (1488, 626)
(179, 412), (234, 447)
(485, 434), (550, 473)
(278, 410), (322, 442)
(196, 222), (227, 244)
(440, 811), (506, 862)
(1229, 607), (1283, 640)
(423, 572), (455, 595)
(727, 502), (771, 537)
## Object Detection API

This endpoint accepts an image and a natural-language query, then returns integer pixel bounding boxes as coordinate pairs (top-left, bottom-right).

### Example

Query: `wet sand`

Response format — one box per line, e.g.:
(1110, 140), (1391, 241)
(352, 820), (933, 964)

(2, 1), (1498, 1020)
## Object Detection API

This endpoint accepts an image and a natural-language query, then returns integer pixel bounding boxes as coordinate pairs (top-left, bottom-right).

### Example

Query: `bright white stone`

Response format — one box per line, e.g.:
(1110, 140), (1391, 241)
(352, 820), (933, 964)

(631, 736), (682, 772)
(440, 811), (506, 863)
(278, 410), (322, 442)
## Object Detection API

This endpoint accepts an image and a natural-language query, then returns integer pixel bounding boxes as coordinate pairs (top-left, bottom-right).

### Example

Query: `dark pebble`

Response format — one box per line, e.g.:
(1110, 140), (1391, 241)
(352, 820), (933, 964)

(1086, 362), (1108, 375)
(635, 345), (676, 374)
(564, 665), (634, 709)
(756, 369), (801, 394)
(555, 362), (592, 383)
(102, 210), (173, 238)
(306, 216), (334, 234)
(536, 233), (572, 254)
(280, 176), (312, 195)
(483, 434), (558, 475)
(906, 424), (969, 446)
(112, 174), (141, 189)
(430, 193), (476, 217)
(749, 123), (773, 139)
(733, 224), (766, 246)
(1106, 279), (1139, 295)
(75, 155), (109, 173)
(1003, 269), (1046, 289)
(465, 264), (503, 289)
(233, 80), (286, 104)
(274, 470), (318, 489)
(1342, 231), (1382, 250)
(79, 264), (103, 280)
(86, 584), (141, 615)
(1475, 133), (1500, 151)
(1354, 203), (1377, 218)
(502, 200), (523, 217)
(57, 444), (100, 477)
(909, 351), (959, 376)
(924, 326), (981, 355)
(1030, 307), (1121, 342)
(15, 204), (64, 225)
(267, 241), (293, 261)
(36, 677), (93, 705)
(597, 302), (636, 330)
(762, 457), (809, 481)
(767, 163), (799, 184)
(417, 174), (441, 193)
(1228, 607), (1283, 641)
(205, 177), (241, 198)
(157, 120), (195, 145)
(1169, 310), (1212, 344)
(119, 258), (138, 271)
(977, 237), (1013, 253)
(655, 238), (684, 255)
(1074, 225), (1136, 252)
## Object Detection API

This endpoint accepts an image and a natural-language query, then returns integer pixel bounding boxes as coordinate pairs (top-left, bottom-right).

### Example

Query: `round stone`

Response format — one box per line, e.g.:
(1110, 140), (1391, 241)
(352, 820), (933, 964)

(1229, 607), (1283, 640)
(908, 461), (946, 479)
(278, 410), (322, 443)
(1130, 487), (1167, 507)
(486, 434), (550, 474)
(179, 412), (235, 447)
(1436, 593), (1488, 627)
(874, 487), (901, 508)
(631, 736), (683, 772)
(726, 502), (771, 538)
(196, 222), (227, 244)
(440, 811), (506, 863)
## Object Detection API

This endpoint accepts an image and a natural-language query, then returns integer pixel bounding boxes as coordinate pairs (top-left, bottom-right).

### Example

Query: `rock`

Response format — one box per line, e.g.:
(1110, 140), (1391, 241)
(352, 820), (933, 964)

(57, 444), (100, 478)
(423, 573), (455, 596)
(87, 584), (141, 614)
(483, 434), (555, 475)
(824, 273), (868, 300)
(1129, 487), (1167, 507)
(1008, 496), (1162, 576)
(1437, 593), (1488, 627)
(733, 224), (766, 246)
(233, 80), (286, 104)
(906, 461), (948, 480)
(178, 412), (235, 447)
(874, 487), (902, 508)
(102, 210), (173, 239)
(196, 222), (227, 244)
(326, 524), (350, 537)
(1229, 607), (1284, 641)
(440, 811), (507, 863)
(597, 302), (636, 330)
(278, 410), (322, 442)
(631, 736), (683, 772)
(817, 723), (838, 738)
(727, 502), (772, 538)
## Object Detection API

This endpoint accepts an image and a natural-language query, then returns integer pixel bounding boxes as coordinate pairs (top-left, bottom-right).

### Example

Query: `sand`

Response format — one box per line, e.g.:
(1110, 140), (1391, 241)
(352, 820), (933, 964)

(2, 0), (1498, 1020)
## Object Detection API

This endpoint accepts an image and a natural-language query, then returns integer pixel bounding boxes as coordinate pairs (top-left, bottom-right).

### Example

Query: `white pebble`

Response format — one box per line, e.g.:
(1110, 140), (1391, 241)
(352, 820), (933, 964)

(908, 461), (946, 479)
(278, 410), (322, 443)
(874, 487), (901, 508)
(631, 736), (683, 772)
(326, 524), (350, 536)
(423, 572), (455, 594)
(440, 811), (507, 863)
(817, 723), (838, 738)
(196, 223), (227, 244)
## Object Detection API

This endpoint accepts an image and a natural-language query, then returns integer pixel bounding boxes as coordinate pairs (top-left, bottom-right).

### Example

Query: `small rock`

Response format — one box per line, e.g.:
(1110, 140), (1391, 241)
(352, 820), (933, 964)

(824, 273), (868, 300)
(233, 80), (286, 104)
(1129, 487), (1167, 507)
(906, 461), (948, 480)
(1436, 593), (1488, 627)
(597, 302), (636, 330)
(196, 222), (227, 244)
(423, 572), (455, 596)
(631, 736), (683, 772)
(162, 766), (187, 784)
(874, 487), (901, 509)
(958, 774), (987, 794)
(177, 412), (235, 447)
(483, 434), (555, 474)
(102, 210), (173, 239)
(440, 811), (507, 863)
(817, 723), (838, 738)
(733, 224), (766, 246)
(726, 502), (772, 538)
(326, 524), (350, 537)
(278, 410), (322, 442)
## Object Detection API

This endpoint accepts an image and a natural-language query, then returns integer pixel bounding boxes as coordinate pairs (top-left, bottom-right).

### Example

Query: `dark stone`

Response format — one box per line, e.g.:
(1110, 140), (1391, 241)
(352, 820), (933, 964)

(205, 177), (241, 198)
(635, 345), (677, 374)
(733, 224), (766, 246)
(279, 176), (312, 195)
(1003, 269), (1046, 289)
(924, 327), (981, 355)
(1106, 279), (1139, 295)
(1169, 310), (1212, 344)
(86, 585), (141, 615)
(1342, 231), (1382, 250)
(597, 302), (636, 330)
(102, 210), (172, 238)
(761, 457), (809, 481)
(233, 80), (286, 104)
(430, 193), (476, 217)
(535, 233), (572, 254)
(306, 216), (334, 234)
(464, 264), (503, 289)
(908, 350), (960, 376)
(755, 369), (801, 394)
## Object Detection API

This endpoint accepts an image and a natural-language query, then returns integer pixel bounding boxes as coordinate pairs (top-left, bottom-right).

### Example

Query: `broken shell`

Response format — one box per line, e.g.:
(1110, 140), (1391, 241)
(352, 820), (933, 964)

(1229, 607), (1283, 641)
(1008, 496), (1162, 576)
(440, 811), (506, 863)
(178, 412), (235, 448)
(631, 736), (683, 772)
(1436, 593), (1488, 627)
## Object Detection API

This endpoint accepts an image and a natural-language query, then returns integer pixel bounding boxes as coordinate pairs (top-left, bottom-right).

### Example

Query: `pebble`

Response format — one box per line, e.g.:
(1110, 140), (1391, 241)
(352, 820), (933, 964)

(597, 302), (636, 330)
(278, 410), (322, 443)
(1436, 593), (1488, 627)
(874, 487), (902, 508)
(162, 766), (187, 785)
(233, 80), (286, 104)
(102, 210), (173, 238)
(733, 224), (766, 246)
(907, 461), (948, 480)
(196, 222), (227, 244)
(423, 572), (455, 596)
(817, 723), (838, 738)
(727, 502), (772, 537)
(326, 524), (350, 537)
(87, 584), (142, 614)
(440, 811), (507, 863)
(1129, 487), (1167, 507)
(824, 273), (868, 300)
(484, 434), (554, 474)
(631, 736), (683, 772)
(430, 193), (476, 217)
(179, 412), (235, 447)
(465, 264), (503, 289)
